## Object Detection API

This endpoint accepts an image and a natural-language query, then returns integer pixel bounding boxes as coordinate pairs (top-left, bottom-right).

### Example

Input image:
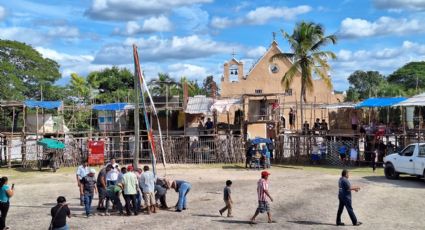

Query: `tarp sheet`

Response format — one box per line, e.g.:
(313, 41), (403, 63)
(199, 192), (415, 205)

(24, 100), (62, 109)
(356, 97), (407, 108)
(37, 138), (65, 149)
(319, 102), (357, 109)
(210, 98), (242, 113)
(92, 103), (134, 111)
(393, 93), (425, 107)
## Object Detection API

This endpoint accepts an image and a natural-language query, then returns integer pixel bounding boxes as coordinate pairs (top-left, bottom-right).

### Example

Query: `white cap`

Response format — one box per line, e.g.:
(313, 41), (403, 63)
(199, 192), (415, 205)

(90, 168), (96, 174)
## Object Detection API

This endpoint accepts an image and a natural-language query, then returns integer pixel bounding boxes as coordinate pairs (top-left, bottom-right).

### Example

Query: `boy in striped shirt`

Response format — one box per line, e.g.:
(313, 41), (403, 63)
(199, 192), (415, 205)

(250, 171), (273, 224)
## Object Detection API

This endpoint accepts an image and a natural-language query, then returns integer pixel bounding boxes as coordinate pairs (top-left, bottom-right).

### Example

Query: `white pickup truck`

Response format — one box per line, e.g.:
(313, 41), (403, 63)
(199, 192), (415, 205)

(383, 143), (425, 181)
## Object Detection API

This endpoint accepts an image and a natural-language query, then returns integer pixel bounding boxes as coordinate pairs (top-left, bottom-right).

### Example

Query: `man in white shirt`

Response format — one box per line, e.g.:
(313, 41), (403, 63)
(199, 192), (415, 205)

(76, 160), (89, 206)
(140, 165), (157, 214)
(106, 158), (120, 186)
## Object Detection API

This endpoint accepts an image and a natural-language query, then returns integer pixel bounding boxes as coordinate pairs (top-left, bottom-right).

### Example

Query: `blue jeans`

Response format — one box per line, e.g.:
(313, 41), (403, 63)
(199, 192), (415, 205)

(84, 194), (93, 215)
(53, 224), (69, 230)
(177, 183), (191, 211)
(136, 190), (141, 211)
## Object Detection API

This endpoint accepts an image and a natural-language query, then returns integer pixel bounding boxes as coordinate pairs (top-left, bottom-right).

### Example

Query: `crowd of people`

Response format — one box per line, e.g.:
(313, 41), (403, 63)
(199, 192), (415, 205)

(74, 158), (192, 219)
(0, 165), (365, 229)
(245, 142), (273, 170)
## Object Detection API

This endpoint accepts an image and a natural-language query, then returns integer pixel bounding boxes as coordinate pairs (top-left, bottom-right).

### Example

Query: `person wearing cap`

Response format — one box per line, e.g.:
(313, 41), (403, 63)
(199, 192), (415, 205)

(76, 160), (89, 206)
(250, 171), (273, 224)
(336, 169), (362, 226)
(80, 168), (98, 217)
(104, 183), (124, 216)
(122, 165), (139, 216)
(171, 180), (191, 212)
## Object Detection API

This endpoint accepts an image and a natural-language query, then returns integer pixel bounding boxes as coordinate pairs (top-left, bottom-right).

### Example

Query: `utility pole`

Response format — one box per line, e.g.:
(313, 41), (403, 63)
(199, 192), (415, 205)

(133, 45), (140, 170)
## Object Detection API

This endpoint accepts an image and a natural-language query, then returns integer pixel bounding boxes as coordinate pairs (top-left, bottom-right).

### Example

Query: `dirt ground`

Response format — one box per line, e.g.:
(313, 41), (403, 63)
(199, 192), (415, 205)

(2, 164), (424, 230)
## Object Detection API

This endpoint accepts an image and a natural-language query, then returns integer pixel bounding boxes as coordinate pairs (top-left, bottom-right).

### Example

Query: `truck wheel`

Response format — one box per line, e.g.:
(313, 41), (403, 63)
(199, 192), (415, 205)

(384, 163), (399, 179)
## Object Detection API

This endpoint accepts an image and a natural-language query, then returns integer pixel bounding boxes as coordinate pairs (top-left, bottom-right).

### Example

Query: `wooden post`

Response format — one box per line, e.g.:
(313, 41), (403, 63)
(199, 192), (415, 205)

(22, 105), (26, 166)
(36, 107), (39, 163)
(133, 45), (141, 169)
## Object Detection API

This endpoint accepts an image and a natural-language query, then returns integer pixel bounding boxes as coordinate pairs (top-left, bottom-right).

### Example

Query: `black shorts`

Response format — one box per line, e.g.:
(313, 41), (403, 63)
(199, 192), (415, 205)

(352, 124), (358, 130)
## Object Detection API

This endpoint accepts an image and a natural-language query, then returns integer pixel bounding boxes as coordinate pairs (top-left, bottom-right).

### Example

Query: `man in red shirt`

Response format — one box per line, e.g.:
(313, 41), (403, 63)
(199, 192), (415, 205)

(250, 171), (274, 224)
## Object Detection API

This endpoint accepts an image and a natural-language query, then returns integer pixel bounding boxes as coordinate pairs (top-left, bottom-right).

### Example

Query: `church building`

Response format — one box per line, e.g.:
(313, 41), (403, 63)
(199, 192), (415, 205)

(219, 39), (343, 138)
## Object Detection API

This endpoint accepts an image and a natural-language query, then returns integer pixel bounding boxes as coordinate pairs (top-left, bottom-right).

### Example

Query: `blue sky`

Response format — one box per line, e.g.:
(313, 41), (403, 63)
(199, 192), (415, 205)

(1, 0), (425, 91)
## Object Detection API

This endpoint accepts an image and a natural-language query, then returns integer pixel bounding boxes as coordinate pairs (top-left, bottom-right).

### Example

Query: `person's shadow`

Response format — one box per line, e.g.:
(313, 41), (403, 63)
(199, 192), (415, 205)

(287, 220), (335, 226)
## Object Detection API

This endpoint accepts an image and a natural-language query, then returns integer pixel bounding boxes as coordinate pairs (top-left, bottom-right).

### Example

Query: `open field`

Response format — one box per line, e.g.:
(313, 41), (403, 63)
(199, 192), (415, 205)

(1, 164), (424, 230)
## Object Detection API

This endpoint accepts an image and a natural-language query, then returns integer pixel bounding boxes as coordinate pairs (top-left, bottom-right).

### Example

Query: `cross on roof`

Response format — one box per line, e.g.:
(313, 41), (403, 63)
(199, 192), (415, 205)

(272, 32), (276, 41)
(231, 48), (237, 58)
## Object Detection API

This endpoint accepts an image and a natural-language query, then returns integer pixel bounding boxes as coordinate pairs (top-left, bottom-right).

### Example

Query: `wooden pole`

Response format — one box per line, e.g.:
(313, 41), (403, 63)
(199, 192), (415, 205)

(36, 107), (39, 163)
(22, 105), (26, 166)
(133, 45), (141, 169)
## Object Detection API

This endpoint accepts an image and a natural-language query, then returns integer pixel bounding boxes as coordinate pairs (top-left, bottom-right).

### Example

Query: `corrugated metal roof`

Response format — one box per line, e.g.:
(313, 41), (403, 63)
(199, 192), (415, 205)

(185, 95), (214, 114)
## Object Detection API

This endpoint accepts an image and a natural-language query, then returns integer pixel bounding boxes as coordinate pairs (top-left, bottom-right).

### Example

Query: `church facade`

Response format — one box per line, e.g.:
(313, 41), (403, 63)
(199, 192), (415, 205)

(219, 40), (343, 136)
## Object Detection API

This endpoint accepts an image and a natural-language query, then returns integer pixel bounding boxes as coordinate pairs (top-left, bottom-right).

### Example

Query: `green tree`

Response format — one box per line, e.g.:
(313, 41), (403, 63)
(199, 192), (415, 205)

(69, 73), (90, 102)
(202, 75), (218, 97)
(148, 73), (178, 96)
(87, 66), (134, 103)
(345, 70), (385, 101)
(387, 61), (425, 92)
(270, 21), (337, 126)
(0, 40), (61, 100)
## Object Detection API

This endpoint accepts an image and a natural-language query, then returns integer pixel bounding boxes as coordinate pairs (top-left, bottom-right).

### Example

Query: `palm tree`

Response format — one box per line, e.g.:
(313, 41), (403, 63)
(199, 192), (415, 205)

(270, 21), (337, 128)
(148, 73), (178, 96)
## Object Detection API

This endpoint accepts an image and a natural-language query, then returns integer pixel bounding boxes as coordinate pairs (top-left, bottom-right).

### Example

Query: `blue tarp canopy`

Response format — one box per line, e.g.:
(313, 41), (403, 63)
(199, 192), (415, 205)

(92, 103), (134, 111)
(250, 137), (272, 145)
(356, 97), (407, 108)
(24, 100), (62, 109)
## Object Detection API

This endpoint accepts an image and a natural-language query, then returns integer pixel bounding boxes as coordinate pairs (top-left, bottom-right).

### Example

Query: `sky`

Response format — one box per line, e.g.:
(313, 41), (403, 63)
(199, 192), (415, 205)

(0, 0), (425, 91)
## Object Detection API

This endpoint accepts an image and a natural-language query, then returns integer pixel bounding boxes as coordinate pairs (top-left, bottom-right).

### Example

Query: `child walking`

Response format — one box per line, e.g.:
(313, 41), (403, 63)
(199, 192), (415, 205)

(219, 180), (233, 217)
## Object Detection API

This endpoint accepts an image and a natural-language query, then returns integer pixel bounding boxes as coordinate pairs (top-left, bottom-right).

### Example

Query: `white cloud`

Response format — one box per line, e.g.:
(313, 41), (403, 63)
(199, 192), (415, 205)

(246, 46), (267, 58)
(168, 63), (209, 79)
(48, 26), (80, 38)
(331, 40), (425, 90)
(173, 6), (209, 33)
(211, 5), (312, 29)
(0, 27), (48, 45)
(339, 16), (424, 38)
(0, 6), (5, 21)
(94, 35), (235, 64)
(35, 47), (96, 78)
(374, 0), (425, 11)
(120, 16), (172, 35)
(86, 0), (213, 21)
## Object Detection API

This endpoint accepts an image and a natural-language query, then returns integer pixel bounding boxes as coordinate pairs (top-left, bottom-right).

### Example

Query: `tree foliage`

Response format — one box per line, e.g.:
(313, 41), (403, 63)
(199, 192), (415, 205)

(87, 66), (134, 103)
(0, 39), (61, 100)
(345, 71), (385, 101)
(387, 61), (425, 92)
(270, 21), (337, 126)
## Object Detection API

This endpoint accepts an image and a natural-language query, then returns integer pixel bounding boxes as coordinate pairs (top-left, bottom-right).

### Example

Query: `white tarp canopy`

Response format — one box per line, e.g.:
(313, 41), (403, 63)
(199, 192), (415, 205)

(393, 92), (425, 107)
(210, 98), (242, 113)
(319, 102), (356, 109)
